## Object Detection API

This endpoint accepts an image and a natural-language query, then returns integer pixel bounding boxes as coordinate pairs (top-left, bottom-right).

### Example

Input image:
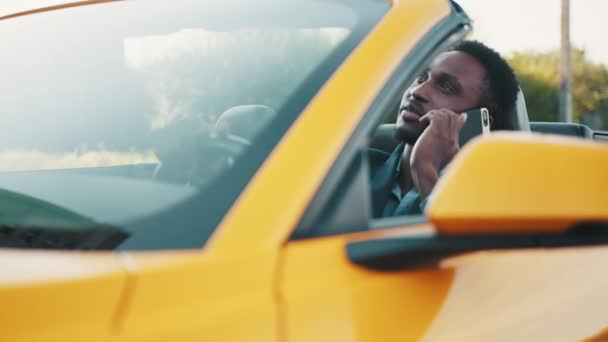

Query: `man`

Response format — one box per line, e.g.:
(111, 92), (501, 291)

(370, 40), (519, 218)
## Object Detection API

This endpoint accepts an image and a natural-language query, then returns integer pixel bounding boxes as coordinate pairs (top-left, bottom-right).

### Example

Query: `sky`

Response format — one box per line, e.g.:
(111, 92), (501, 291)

(457, 0), (608, 65)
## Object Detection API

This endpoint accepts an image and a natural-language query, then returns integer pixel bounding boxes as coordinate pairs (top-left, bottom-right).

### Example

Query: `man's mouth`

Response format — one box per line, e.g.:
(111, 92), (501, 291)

(400, 103), (423, 122)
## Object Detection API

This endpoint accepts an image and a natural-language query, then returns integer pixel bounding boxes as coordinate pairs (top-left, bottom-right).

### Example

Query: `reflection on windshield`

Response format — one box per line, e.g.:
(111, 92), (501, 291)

(124, 28), (348, 188)
(1, 27), (348, 179)
(0, 148), (158, 172)
(124, 28), (348, 133)
(0, 0), (389, 249)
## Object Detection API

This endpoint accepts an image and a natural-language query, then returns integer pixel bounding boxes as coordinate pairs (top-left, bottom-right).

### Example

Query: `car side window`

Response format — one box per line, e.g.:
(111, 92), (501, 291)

(291, 64), (433, 239)
(290, 6), (471, 240)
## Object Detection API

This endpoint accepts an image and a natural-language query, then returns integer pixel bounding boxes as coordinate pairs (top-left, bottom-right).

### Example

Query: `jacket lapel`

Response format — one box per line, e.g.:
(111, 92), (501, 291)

(370, 143), (404, 218)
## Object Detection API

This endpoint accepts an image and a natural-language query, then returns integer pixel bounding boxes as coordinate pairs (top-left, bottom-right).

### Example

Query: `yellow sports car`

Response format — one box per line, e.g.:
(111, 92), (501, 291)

(1, 0), (608, 341)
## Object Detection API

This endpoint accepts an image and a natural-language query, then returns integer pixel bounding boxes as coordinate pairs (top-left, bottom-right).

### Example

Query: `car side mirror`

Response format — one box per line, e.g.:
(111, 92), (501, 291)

(346, 133), (608, 271)
(426, 132), (608, 235)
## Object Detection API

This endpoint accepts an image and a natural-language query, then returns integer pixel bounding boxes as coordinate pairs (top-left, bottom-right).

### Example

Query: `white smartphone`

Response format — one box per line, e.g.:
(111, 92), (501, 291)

(459, 107), (491, 146)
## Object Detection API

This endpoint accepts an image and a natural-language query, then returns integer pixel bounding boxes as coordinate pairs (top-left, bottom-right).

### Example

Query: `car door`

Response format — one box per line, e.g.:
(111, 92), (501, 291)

(280, 226), (454, 341)
(275, 0), (471, 341)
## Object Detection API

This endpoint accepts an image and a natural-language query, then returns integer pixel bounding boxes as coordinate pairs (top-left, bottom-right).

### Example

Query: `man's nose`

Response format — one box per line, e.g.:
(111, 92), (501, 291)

(410, 80), (431, 103)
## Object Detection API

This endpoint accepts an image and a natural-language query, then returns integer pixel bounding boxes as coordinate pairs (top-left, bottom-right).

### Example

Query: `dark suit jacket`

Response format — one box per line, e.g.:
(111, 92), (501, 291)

(369, 143), (404, 218)
(369, 143), (425, 218)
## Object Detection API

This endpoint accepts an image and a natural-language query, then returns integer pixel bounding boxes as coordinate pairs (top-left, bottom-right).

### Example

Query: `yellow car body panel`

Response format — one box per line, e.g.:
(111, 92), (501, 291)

(423, 246), (608, 341)
(114, 250), (278, 341)
(281, 226), (454, 342)
(0, 250), (127, 342)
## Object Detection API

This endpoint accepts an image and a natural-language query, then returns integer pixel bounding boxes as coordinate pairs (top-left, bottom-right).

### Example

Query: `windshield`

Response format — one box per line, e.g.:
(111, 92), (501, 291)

(0, 0), (388, 249)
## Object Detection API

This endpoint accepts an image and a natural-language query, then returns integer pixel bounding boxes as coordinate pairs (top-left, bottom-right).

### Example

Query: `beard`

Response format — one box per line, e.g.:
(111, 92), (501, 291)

(393, 122), (426, 145)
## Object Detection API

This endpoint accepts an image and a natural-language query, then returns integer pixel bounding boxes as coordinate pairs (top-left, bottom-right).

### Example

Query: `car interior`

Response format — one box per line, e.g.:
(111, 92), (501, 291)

(370, 88), (606, 154)
(291, 33), (608, 241)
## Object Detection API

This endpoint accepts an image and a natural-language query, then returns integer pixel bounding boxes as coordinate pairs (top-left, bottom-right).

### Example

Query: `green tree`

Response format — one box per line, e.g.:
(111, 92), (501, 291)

(508, 48), (608, 128)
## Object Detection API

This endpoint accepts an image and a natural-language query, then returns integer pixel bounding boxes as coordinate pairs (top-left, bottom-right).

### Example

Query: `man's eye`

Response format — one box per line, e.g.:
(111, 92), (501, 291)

(416, 72), (428, 83)
(439, 82), (454, 94)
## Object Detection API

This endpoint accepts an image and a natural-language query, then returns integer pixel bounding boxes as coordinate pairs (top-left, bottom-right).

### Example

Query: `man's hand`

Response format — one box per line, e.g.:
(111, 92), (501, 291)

(410, 109), (467, 199)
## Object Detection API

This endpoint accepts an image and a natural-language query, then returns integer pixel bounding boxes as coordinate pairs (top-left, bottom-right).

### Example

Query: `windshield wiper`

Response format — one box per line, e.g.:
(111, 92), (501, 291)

(0, 224), (129, 250)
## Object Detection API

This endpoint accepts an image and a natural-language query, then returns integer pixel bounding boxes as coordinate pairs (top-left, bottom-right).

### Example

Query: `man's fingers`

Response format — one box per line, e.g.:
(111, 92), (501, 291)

(418, 109), (467, 138)
(419, 112), (433, 124)
(419, 109), (451, 124)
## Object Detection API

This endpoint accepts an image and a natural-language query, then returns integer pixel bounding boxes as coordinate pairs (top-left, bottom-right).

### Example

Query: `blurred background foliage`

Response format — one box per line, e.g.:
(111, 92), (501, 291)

(509, 48), (608, 129)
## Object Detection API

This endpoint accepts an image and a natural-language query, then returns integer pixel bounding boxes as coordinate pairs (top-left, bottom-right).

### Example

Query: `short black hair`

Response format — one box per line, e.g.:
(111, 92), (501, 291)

(451, 40), (519, 130)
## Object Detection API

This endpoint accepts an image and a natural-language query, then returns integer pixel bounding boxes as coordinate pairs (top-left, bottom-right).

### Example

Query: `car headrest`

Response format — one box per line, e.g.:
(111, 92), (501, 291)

(370, 124), (398, 152)
(507, 88), (531, 131)
(530, 122), (594, 138)
(214, 105), (276, 141)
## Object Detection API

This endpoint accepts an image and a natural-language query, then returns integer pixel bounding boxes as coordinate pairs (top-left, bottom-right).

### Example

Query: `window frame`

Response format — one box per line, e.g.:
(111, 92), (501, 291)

(292, 3), (472, 240)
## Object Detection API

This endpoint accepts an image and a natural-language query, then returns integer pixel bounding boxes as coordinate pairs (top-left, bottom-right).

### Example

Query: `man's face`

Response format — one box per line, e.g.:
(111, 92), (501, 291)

(395, 51), (487, 144)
